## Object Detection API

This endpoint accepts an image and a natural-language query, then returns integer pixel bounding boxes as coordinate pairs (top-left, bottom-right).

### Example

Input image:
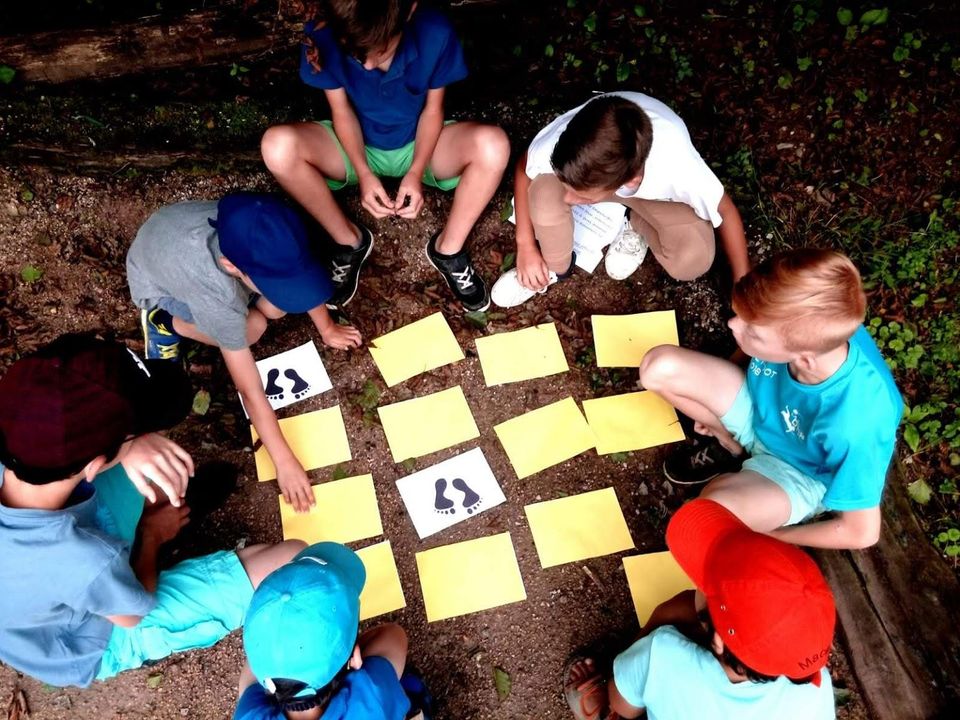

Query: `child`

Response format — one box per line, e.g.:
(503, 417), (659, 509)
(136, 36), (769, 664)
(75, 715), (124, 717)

(235, 541), (423, 720)
(261, 0), (510, 312)
(639, 249), (902, 549)
(564, 498), (837, 720)
(0, 334), (305, 687)
(128, 192), (361, 512)
(490, 91), (750, 307)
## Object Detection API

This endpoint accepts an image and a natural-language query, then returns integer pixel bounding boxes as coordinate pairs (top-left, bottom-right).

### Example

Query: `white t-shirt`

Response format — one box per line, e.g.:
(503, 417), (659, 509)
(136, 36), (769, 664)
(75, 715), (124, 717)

(525, 91), (726, 228)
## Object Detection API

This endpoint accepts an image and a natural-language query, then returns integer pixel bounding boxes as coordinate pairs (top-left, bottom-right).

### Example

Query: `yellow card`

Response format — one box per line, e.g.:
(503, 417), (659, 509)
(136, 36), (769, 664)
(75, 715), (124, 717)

(357, 540), (406, 621)
(475, 323), (569, 386)
(524, 487), (635, 568)
(251, 406), (351, 482)
(416, 532), (526, 622)
(623, 552), (695, 626)
(583, 391), (685, 454)
(592, 310), (679, 367)
(278, 474), (382, 544)
(369, 312), (465, 387)
(377, 386), (479, 462)
(493, 397), (595, 479)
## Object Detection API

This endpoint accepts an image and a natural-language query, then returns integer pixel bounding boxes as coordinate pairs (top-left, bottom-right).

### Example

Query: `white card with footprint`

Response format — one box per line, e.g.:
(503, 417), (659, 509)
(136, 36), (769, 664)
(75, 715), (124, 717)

(395, 447), (506, 539)
(240, 341), (333, 417)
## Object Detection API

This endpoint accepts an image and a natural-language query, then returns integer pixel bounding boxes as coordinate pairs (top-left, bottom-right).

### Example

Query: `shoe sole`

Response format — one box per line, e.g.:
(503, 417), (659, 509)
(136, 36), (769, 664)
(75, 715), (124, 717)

(424, 242), (491, 313)
(140, 309), (153, 359)
(662, 461), (719, 486)
(328, 234), (374, 309)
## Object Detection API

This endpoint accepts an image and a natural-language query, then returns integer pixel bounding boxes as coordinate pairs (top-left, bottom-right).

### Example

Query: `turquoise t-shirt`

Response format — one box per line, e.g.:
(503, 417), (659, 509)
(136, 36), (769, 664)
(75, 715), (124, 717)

(613, 626), (835, 720)
(746, 325), (902, 510)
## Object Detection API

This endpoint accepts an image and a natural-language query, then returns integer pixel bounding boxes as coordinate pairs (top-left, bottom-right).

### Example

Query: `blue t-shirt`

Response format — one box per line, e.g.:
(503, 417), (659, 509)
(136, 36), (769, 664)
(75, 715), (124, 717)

(746, 326), (903, 510)
(0, 465), (156, 687)
(613, 626), (835, 720)
(234, 656), (411, 720)
(300, 7), (468, 150)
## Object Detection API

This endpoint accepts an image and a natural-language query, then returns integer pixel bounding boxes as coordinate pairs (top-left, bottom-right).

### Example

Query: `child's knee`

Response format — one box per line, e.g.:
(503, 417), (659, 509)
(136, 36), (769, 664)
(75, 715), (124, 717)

(638, 344), (683, 391)
(245, 311), (269, 344)
(528, 175), (569, 226)
(261, 124), (302, 173)
(472, 125), (510, 169)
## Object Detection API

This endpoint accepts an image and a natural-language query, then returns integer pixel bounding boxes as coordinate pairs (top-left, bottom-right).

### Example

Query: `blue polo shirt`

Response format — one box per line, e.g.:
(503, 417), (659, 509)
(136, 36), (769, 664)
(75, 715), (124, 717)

(300, 7), (468, 150)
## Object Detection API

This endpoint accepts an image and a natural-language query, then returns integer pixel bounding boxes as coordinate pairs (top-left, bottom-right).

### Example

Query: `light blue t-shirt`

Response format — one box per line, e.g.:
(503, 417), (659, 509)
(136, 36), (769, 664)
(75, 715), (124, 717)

(613, 626), (835, 720)
(0, 464), (156, 687)
(234, 656), (411, 720)
(746, 326), (903, 510)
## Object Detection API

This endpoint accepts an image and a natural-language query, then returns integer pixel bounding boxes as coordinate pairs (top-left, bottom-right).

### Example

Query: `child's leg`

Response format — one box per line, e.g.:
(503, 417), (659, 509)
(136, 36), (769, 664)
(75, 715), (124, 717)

(700, 470), (793, 531)
(427, 122), (510, 254)
(237, 539), (306, 587)
(260, 122), (360, 248)
(618, 198), (715, 281)
(527, 174), (575, 274)
(172, 307), (274, 348)
(639, 345), (745, 453)
(359, 623), (409, 678)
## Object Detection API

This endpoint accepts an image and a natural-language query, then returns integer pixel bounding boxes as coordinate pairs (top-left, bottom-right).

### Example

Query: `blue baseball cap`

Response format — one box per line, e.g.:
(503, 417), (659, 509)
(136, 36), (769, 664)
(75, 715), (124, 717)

(215, 193), (334, 313)
(243, 542), (366, 697)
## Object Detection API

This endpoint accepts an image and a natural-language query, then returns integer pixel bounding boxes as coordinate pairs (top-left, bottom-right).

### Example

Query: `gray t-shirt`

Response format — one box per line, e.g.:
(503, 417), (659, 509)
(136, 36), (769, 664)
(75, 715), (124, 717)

(127, 201), (254, 350)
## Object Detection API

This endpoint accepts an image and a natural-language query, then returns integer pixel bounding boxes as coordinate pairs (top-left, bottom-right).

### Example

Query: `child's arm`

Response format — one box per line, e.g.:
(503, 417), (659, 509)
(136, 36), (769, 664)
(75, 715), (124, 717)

(325, 88), (395, 218)
(638, 589), (700, 638)
(396, 88), (445, 219)
(117, 433), (195, 507)
(307, 305), (362, 349)
(222, 347), (315, 512)
(717, 192), (751, 281)
(769, 506), (881, 549)
(513, 151), (552, 289)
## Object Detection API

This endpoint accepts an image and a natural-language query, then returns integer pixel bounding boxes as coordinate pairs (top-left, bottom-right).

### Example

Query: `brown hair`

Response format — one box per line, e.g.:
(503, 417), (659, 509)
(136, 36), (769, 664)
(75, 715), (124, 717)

(318, 0), (416, 61)
(732, 249), (866, 353)
(550, 95), (653, 191)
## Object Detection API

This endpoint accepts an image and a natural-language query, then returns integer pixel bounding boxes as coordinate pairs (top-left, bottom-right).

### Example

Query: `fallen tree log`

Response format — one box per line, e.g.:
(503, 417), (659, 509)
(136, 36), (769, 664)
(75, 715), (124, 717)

(6, 143), (262, 171)
(817, 460), (960, 720)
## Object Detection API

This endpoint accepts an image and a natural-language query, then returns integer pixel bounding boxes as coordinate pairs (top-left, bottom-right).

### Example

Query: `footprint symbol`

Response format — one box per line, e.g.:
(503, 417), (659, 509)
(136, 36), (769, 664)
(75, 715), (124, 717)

(434, 478), (456, 515)
(284, 368), (311, 399)
(452, 478), (481, 515)
(265, 368), (285, 401)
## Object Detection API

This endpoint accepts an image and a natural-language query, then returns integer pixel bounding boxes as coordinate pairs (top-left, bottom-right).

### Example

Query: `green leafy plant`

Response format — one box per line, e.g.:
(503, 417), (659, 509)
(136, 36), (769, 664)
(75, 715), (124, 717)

(20, 265), (43, 283)
(934, 527), (960, 561)
(229, 63), (250, 77)
(0, 65), (15, 84)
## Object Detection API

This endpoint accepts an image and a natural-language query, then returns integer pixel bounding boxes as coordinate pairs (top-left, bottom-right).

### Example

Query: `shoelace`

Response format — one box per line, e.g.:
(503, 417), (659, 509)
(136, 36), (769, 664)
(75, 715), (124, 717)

(330, 260), (351, 283)
(690, 447), (717, 468)
(451, 266), (475, 291)
(156, 342), (179, 360)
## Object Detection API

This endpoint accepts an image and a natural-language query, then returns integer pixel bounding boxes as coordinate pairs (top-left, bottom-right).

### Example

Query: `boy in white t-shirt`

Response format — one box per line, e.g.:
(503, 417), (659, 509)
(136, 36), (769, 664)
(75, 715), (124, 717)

(491, 92), (750, 307)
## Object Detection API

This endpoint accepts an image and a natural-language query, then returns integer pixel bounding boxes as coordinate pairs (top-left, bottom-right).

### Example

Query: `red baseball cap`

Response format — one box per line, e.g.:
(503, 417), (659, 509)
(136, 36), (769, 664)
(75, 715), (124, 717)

(0, 334), (192, 483)
(666, 499), (836, 682)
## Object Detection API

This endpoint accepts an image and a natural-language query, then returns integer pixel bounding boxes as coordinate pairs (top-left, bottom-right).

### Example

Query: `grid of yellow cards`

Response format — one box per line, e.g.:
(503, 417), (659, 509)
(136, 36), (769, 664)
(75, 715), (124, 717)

(377, 386), (480, 462)
(493, 397), (595, 479)
(251, 405), (351, 482)
(524, 487), (635, 568)
(623, 552), (695, 626)
(278, 473), (382, 544)
(357, 540), (407, 621)
(592, 310), (679, 367)
(583, 391), (685, 454)
(415, 532), (527, 622)
(369, 312), (465, 387)
(475, 322), (569, 386)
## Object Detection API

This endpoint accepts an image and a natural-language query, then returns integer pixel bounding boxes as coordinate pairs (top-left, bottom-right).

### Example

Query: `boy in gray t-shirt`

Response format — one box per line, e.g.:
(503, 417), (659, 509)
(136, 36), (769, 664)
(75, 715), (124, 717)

(127, 193), (360, 512)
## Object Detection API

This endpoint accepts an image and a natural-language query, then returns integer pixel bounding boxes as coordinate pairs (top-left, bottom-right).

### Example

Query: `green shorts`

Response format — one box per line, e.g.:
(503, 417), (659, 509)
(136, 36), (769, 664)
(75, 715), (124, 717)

(95, 550), (253, 680)
(720, 382), (828, 526)
(317, 120), (460, 192)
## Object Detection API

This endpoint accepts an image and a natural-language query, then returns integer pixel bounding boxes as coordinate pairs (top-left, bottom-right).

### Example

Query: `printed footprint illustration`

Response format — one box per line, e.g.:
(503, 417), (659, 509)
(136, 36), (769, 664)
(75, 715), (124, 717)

(264, 368), (285, 401)
(434, 478), (456, 515)
(452, 478), (481, 515)
(284, 368), (311, 399)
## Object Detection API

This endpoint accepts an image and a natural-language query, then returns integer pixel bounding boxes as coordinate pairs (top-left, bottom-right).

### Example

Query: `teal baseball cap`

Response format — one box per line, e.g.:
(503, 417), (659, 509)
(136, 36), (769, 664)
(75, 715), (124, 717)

(243, 542), (366, 698)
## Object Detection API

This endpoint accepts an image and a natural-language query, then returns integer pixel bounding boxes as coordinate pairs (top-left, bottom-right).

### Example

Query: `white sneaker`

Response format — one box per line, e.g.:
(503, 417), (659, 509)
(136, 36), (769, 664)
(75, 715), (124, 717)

(490, 268), (559, 308)
(604, 222), (649, 280)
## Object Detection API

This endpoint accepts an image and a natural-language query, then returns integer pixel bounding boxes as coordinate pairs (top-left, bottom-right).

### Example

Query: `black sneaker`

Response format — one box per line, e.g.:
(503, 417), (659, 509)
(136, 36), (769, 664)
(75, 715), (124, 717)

(327, 225), (374, 307)
(663, 437), (747, 486)
(425, 231), (490, 312)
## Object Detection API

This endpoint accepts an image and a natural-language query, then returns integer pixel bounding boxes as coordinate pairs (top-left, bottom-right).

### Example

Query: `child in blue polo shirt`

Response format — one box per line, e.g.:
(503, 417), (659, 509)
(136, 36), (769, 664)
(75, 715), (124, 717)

(261, 0), (510, 313)
(236, 542), (427, 720)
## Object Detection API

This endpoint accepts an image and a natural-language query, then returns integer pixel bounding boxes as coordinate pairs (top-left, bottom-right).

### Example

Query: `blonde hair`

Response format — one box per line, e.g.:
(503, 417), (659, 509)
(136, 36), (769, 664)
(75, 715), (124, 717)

(731, 249), (866, 353)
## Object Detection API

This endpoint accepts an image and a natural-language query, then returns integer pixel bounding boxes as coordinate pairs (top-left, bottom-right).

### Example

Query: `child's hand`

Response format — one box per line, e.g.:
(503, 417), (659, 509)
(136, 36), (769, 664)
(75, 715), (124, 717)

(516, 245), (551, 290)
(395, 172), (424, 219)
(139, 500), (191, 546)
(320, 322), (363, 350)
(276, 460), (315, 513)
(120, 433), (195, 507)
(359, 174), (396, 219)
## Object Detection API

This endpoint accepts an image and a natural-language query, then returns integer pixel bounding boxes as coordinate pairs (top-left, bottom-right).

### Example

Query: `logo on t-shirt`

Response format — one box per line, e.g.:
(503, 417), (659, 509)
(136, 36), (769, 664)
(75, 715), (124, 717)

(749, 359), (778, 378)
(780, 405), (806, 440)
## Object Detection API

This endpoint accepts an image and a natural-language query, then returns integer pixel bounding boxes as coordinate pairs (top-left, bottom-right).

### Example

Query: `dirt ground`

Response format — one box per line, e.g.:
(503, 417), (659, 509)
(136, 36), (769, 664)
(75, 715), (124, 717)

(7, 0), (959, 717)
